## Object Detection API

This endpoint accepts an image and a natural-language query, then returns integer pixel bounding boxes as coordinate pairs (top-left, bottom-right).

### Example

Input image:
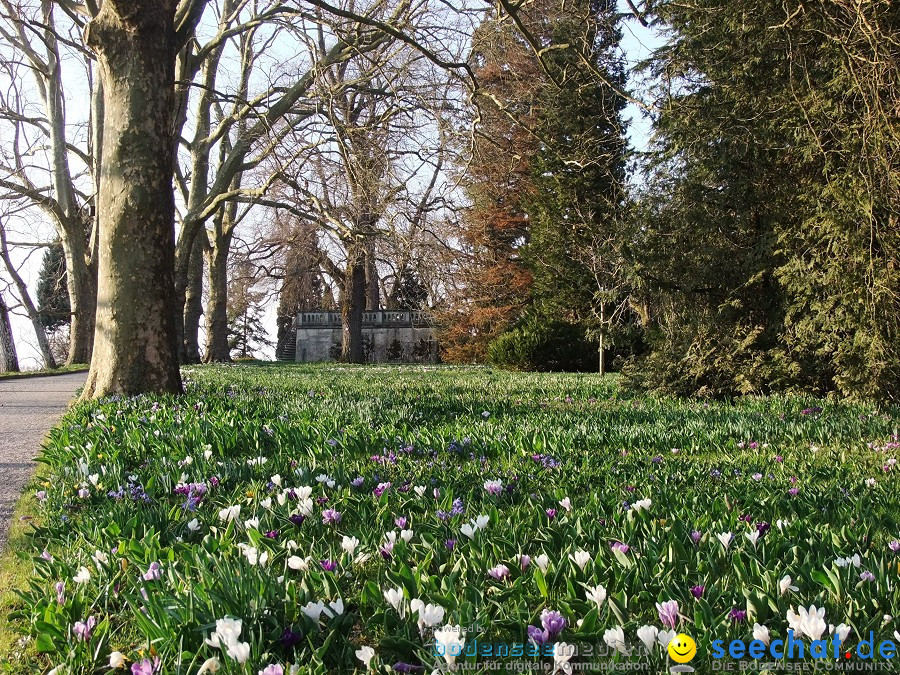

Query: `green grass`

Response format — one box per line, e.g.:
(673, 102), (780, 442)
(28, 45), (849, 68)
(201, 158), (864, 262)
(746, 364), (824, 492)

(0, 364), (88, 380)
(3, 363), (900, 673)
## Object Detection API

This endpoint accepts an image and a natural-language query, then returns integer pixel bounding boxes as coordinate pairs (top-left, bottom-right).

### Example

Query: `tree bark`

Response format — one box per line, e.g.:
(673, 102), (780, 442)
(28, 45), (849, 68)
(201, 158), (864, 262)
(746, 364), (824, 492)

(204, 230), (232, 362)
(0, 292), (19, 373)
(365, 239), (380, 310)
(342, 242), (366, 363)
(64, 234), (97, 365)
(181, 229), (205, 363)
(81, 1), (182, 398)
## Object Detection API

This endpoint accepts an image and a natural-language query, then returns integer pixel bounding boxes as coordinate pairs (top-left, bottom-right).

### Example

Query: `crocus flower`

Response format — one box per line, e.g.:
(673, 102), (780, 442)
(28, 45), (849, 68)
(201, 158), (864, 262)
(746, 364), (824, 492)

(517, 554), (531, 570)
(484, 479), (503, 495)
(384, 586), (406, 616)
(690, 585), (705, 599)
(611, 541), (630, 554)
(603, 626), (629, 654)
(487, 564), (510, 580)
(56, 581), (65, 604)
(860, 571), (875, 582)
(569, 550), (591, 571)
(656, 600), (679, 629)
(888, 540), (900, 552)
(636, 625), (658, 651)
(356, 646), (376, 670)
(753, 624), (770, 645)
(73, 567), (91, 584)
(109, 651), (127, 669)
(535, 554), (550, 572)
(546, 508), (557, 520)
(279, 627), (302, 648)
(131, 658), (160, 675)
(72, 616), (97, 641)
(553, 642), (574, 674)
(690, 530), (702, 544)
(730, 608), (747, 623)
(380, 541), (394, 559)
(258, 666), (283, 675)
(341, 535), (359, 556)
(527, 625), (546, 645)
(142, 562), (161, 581)
(394, 516), (408, 529)
(444, 538), (456, 550)
(373, 482), (391, 498)
(716, 532), (733, 550)
(319, 559), (337, 572)
(541, 609), (566, 639)
(321, 509), (341, 525)
(559, 497), (572, 512)
(787, 605), (827, 641)
(779, 575), (798, 595)
(434, 624), (465, 665)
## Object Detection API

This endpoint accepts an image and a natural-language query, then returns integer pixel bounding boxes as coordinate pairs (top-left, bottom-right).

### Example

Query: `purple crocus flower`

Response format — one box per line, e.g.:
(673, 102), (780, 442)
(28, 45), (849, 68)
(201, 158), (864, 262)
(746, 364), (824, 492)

(131, 657), (159, 675)
(380, 541), (395, 559)
(756, 521), (770, 536)
(351, 476), (365, 488)
(656, 599), (679, 629)
(729, 608), (747, 623)
(72, 616), (96, 641)
(395, 516), (408, 529)
(690, 585), (705, 599)
(487, 564), (510, 580)
(788, 488), (799, 496)
(142, 562), (161, 581)
(319, 559), (337, 572)
(289, 514), (305, 527)
(55, 581), (65, 604)
(860, 571), (875, 582)
(519, 554), (531, 570)
(540, 609), (566, 639)
(444, 539), (456, 551)
(279, 626), (302, 648)
(611, 541), (630, 554)
(775, 455), (784, 463)
(373, 482), (391, 498)
(78, 488), (90, 498)
(321, 509), (341, 525)
(546, 508), (557, 520)
(690, 530), (702, 544)
(315, 496), (329, 505)
(527, 624), (546, 645)
(889, 540), (900, 552)
(393, 663), (424, 673)
(265, 530), (279, 539)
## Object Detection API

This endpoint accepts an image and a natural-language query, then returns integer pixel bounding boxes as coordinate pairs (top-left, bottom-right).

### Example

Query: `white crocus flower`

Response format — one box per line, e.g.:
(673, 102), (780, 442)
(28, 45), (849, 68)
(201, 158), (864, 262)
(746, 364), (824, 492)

(753, 624), (770, 645)
(569, 550), (591, 571)
(260, 498), (272, 509)
(585, 584), (607, 610)
(355, 646), (376, 670)
(205, 617), (243, 649)
(187, 518), (200, 532)
(243, 518), (259, 530)
(383, 586), (406, 617)
(559, 497), (572, 512)
(534, 554), (550, 572)
(830, 624), (851, 643)
(460, 523), (476, 539)
(73, 567), (91, 584)
(270, 474), (282, 486)
(413, 485), (426, 497)
(636, 625), (658, 651)
(325, 598), (344, 617)
(789, 605), (826, 641)
(434, 625), (465, 666)
(745, 530), (760, 547)
(553, 642), (574, 674)
(657, 630), (676, 648)
(218, 505), (240, 523)
(296, 499), (314, 517)
(779, 575), (798, 595)
(341, 536), (360, 556)
(631, 498), (651, 512)
(411, 599), (445, 629)
(474, 514), (490, 529)
(400, 529), (414, 543)
(108, 651), (126, 669)
(226, 641), (250, 664)
(603, 626), (629, 655)
(716, 532), (733, 549)
(287, 556), (309, 571)
(301, 601), (325, 622)
(198, 657), (220, 674)
(295, 486), (313, 501)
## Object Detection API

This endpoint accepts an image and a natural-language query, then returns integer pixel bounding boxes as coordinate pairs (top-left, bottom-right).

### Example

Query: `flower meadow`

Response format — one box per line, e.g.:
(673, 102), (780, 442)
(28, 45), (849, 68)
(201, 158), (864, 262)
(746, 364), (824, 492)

(7, 364), (900, 674)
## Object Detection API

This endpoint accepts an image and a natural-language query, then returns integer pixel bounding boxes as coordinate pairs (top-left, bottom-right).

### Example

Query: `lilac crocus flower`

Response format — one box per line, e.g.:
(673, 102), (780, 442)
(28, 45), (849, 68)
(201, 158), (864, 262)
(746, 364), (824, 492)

(36, 491), (47, 502)
(319, 559), (337, 572)
(527, 624), (546, 645)
(259, 666), (284, 675)
(395, 516), (408, 529)
(142, 562), (161, 581)
(131, 658), (159, 675)
(656, 600), (679, 629)
(860, 571), (875, 582)
(690, 585), (705, 599)
(889, 540), (900, 552)
(519, 554), (532, 570)
(55, 581), (65, 604)
(540, 609), (566, 639)
(487, 564), (510, 580)
(546, 508), (557, 520)
(78, 488), (90, 498)
(611, 541), (630, 554)
(373, 482), (391, 498)
(729, 608), (747, 623)
(322, 509), (341, 525)
(351, 476), (365, 488)
(72, 616), (96, 641)
(690, 530), (702, 544)
(380, 541), (395, 559)
(788, 488), (799, 496)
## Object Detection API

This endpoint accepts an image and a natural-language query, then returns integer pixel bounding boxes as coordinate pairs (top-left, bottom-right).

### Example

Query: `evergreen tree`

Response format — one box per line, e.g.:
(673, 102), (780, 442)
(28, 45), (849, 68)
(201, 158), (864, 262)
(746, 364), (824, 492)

(36, 242), (70, 332)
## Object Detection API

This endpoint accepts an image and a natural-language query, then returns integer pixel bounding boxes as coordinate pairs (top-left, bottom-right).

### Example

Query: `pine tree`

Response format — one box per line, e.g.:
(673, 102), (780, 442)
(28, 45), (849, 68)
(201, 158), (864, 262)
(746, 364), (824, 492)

(36, 242), (70, 332)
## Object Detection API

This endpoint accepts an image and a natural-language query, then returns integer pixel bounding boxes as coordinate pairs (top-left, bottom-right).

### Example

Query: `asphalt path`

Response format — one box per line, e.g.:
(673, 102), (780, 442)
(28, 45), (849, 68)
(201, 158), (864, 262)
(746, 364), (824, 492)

(0, 372), (86, 551)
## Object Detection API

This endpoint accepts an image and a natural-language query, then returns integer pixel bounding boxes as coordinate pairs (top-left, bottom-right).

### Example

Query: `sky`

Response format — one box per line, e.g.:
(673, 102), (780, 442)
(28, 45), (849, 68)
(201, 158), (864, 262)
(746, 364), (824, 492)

(4, 2), (664, 370)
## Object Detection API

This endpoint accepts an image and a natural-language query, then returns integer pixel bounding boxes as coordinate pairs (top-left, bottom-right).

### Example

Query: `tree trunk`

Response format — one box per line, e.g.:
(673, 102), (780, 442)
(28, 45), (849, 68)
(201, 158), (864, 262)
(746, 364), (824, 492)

(598, 304), (606, 377)
(181, 229), (205, 363)
(204, 232), (232, 362)
(64, 236), (97, 365)
(81, 1), (182, 398)
(0, 293), (19, 373)
(342, 243), (366, 363)
(365, 240), (379, 310)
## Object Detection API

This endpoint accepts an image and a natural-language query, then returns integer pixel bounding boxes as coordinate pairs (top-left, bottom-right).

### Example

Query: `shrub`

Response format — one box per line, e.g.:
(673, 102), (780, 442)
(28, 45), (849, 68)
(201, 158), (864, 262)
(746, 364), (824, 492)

(488, 315), (597, 371)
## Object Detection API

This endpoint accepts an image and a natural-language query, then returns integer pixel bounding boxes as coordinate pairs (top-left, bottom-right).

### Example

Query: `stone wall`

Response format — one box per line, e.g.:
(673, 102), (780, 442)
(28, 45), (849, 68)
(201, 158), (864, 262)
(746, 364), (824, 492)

(295, 311), (437, 363)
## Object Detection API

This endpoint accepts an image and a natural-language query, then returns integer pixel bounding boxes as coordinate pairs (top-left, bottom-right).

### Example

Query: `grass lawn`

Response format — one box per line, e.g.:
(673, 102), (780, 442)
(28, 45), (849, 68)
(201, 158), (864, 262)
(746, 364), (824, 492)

(3, 363), (900, 674)
(0, 364), (89, 380)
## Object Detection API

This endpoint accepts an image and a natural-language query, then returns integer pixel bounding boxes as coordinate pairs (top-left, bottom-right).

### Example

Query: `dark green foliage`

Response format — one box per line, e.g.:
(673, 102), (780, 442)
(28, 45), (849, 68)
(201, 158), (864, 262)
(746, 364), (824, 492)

(36, 243), (70, 332)
(488, 313), (597, 371)
(627, 0), (900, 399)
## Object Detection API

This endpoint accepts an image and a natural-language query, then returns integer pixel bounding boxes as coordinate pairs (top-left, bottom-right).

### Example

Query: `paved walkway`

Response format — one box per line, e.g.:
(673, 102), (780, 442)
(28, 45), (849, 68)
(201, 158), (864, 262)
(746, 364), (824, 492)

(0, 372), (86, 550)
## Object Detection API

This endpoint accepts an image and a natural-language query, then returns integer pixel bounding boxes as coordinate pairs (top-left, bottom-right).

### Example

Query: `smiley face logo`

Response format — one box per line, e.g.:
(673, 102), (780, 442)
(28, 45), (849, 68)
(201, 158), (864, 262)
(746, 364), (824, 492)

(667, 633), (697, 663)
